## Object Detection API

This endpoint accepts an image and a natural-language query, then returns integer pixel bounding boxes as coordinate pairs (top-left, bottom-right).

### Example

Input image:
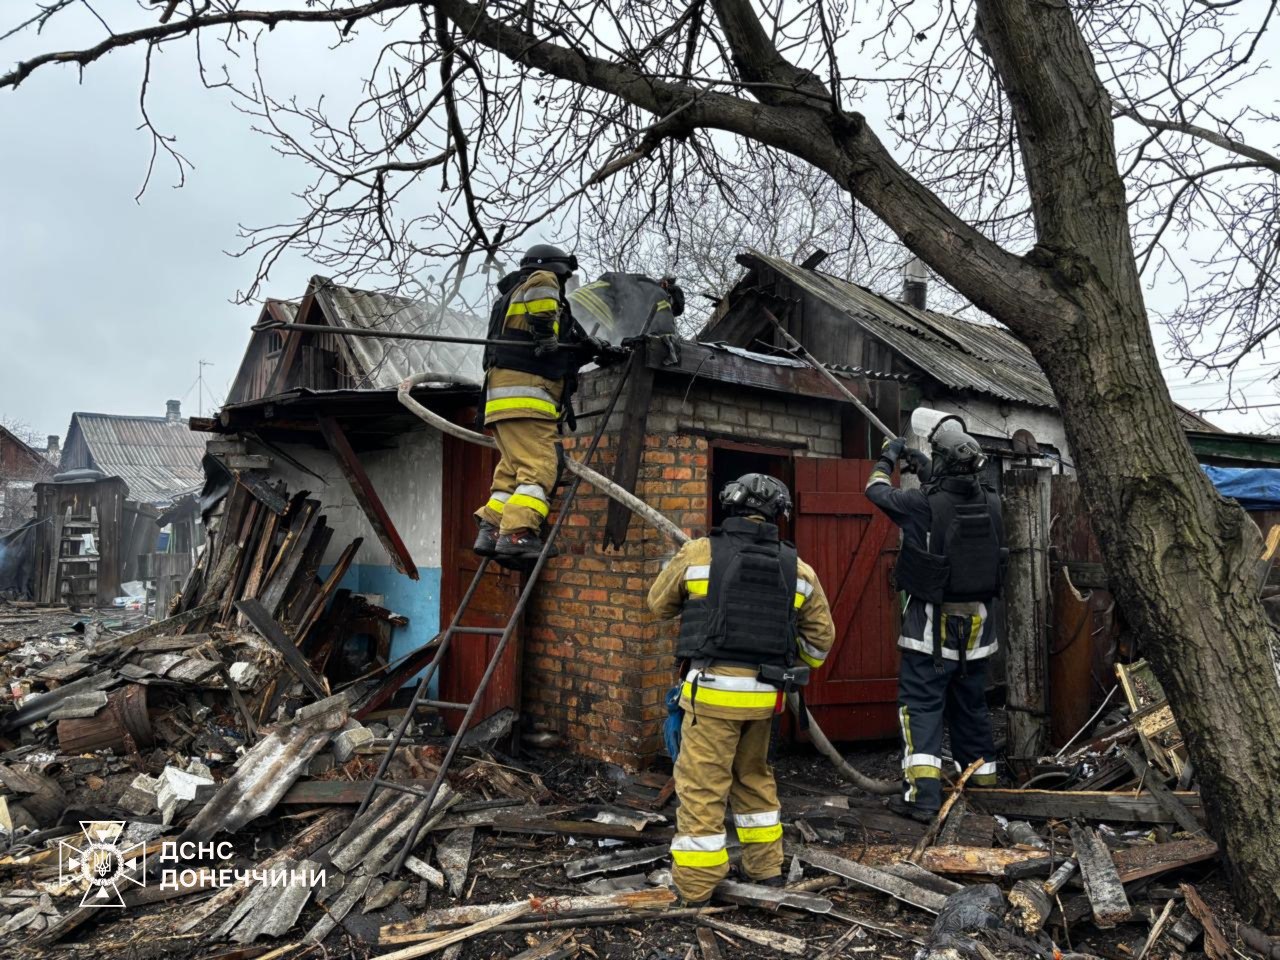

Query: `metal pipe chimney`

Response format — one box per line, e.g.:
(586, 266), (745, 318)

(902, 257), (928, 310)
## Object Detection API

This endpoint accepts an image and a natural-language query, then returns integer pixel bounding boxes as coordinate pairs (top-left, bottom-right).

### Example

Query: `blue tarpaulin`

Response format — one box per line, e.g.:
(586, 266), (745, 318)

(1202, 466), (1280, 511)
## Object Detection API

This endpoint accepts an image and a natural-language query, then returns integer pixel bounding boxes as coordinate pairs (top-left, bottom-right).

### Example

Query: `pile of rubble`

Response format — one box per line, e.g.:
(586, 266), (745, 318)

(0, 474), (1271, 958)
(0, 592), (1265, 960)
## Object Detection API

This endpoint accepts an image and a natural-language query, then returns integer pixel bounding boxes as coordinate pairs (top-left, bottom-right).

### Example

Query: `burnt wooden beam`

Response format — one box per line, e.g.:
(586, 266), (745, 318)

(646, 338), (870, 406)
(233, 470), (289, 516)
(317, 415), (419, 580)
(235, 598), (330, 700)
(964, 787), (1203, 825)
(266, 288), (317, 396)
(117, 602), (221, 650)
(603, 350), (657, 549)
(280, 779), (436, 805)
(1116, 743), (1204, 836)
(1069, 823), (1132, 929)
(796, 847), (947, 914)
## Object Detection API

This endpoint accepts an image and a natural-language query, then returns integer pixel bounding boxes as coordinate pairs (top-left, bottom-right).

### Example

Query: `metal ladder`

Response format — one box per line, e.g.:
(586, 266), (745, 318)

(356, 323), (652, 876)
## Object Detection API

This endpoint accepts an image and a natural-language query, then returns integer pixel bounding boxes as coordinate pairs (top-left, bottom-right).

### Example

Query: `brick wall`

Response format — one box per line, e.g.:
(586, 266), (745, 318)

(521, 367), (843, 768)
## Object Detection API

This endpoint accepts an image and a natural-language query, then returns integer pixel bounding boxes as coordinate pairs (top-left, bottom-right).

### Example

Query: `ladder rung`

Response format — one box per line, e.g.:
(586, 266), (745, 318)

(415, 698), (471, 711)
(451, 626), (504, 635)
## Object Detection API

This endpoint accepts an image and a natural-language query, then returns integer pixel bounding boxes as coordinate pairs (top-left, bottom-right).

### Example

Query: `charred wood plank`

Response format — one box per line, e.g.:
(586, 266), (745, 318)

(1181, 883), (1231, 960)
(1069, 823), (1131, 928)
(965, 787), (1202, 824)
(234, 470), (289, 516)
(603, 350), (656, 549)
(117, 602), (220, 650)
(317, 416), (418, 579)
(1116, 744), (1203, 835)
(235, 598), (330, 700)
(696, 917), (807, 957)
(488, 814), (674, 842)
(382, 888), (675, 937)
(293, 536), (362, 647)
(796, 847), (947, 914)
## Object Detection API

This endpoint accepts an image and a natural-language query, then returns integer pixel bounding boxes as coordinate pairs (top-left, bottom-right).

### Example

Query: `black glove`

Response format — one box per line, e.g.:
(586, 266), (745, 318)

(583, 336), (629, 367)
(903, 448), (932, 482)
(534, 336), (560, 357)
(881, 436), (907, 464)
(661, 279), (685, 317)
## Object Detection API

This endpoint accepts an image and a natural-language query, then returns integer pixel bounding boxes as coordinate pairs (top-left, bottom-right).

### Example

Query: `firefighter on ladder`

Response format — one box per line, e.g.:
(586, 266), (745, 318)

(473, 244), (622, 565)
(864, 419), (1008, 822)
(647, 474), (836, 905)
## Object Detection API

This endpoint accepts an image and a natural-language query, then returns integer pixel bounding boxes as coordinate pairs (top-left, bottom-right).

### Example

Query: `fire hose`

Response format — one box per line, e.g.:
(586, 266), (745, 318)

(397, 373), (897, 795)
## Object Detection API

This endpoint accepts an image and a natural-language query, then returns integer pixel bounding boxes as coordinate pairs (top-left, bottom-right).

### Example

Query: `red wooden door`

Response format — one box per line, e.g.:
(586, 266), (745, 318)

(793, 457), (901, 740)
(439, 424), (523, 731)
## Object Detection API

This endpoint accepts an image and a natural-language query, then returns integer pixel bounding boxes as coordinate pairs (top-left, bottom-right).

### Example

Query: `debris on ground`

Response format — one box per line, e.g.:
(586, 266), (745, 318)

(0, 483), (1257, 960)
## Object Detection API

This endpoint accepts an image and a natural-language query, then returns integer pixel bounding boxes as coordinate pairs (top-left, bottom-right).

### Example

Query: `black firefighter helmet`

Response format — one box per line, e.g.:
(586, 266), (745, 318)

(520, 243), (578, 277)
(720, 473), (793, 520)
(929, 417), (986, 477)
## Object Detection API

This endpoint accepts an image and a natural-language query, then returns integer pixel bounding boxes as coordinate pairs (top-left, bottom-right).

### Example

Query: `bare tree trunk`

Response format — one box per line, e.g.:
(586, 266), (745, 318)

(1031, 294), (1280, 927)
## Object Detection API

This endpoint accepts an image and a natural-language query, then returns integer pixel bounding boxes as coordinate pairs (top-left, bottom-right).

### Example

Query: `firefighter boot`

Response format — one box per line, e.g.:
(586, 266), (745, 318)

(495, 528), (558, 566)
(884, 795), (935, 824)
(473, 520), (498, 558)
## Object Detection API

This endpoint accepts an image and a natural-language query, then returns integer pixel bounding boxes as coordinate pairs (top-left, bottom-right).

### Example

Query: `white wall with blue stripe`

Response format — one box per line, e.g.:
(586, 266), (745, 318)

(270, 430), (443, 666)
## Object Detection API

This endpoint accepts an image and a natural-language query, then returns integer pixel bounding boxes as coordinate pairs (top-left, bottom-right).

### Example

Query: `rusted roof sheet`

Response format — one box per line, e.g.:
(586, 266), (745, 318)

(69, 413), (207, 506)
(311, 278), (484, 389)
(740, 250), (1058, 408)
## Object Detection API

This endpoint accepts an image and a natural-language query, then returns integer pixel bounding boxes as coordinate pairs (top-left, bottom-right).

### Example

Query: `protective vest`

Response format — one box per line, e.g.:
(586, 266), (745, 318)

(893, 476), (1004, 605)
(483, 270), (581, 381)
(675, 517), (798, 668)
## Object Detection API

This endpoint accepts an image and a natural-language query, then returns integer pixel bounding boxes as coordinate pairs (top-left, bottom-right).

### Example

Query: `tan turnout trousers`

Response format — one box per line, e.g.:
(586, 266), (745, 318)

(474, 416), (560, 534)
(671, 712), (783, 903)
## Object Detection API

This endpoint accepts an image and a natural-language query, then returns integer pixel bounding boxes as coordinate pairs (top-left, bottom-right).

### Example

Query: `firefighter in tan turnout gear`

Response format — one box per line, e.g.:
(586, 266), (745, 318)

(473, 244), (620, 565)
(647, 474), (837, 905)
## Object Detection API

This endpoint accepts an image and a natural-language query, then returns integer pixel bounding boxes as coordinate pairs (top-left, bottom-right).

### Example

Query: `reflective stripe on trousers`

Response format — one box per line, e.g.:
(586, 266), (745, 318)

(734, 809), (782, 844)
(670, 832), (728, 868)
(508, 483), (550, 518)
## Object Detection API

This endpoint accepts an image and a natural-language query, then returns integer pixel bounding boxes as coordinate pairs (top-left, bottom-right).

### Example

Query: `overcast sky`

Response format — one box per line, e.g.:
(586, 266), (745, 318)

(0, 5), (1273, 445)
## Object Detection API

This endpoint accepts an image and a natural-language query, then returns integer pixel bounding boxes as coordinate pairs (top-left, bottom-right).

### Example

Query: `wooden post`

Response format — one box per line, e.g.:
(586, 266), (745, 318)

(1003, 463), (1050, 773)
(603, 351), (656, 550)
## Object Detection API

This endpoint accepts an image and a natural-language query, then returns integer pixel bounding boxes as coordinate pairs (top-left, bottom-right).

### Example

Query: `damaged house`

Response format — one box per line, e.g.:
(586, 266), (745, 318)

(32, 402), (207, 609)
(175, 252), (1183, 771)
(0, 256), (1246, 958)
(0, 426), (56, 534)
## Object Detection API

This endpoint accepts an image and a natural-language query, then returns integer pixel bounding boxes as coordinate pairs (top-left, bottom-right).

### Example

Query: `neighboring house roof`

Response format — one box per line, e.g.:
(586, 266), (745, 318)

(62, 413), (206, 506)
(723, 250), (1057, 408)
(0, 424), (55, 480)
(715, 251), (1225, 433)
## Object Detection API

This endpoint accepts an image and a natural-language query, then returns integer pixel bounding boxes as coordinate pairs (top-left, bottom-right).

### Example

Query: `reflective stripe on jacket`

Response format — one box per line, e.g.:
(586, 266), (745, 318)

(647, 528), (836, 720)
(482, 368), (564, 425)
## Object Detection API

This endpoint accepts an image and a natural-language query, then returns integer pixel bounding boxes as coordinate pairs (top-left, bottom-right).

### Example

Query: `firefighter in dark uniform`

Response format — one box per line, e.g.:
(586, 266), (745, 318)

(647, 475), (836, 905)
(864, 420), (1007, 822)
(473, 244), (617, 564)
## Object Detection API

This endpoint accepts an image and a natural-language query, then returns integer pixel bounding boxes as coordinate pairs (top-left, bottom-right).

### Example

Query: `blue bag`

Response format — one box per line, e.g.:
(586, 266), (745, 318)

(663, 685), (684, 760)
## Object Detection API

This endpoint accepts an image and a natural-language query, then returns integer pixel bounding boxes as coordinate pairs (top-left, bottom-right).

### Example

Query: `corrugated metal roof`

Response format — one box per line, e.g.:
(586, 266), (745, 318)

(740, 250), (1058, 408)
(312, 278), (484, 389)
(70, 413), (207, 506)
